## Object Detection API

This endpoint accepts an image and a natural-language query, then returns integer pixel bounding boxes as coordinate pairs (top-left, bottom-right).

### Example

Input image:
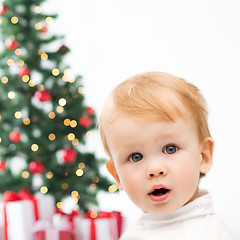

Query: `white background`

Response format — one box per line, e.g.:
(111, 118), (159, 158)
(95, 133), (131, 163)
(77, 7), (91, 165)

(46, 0), (240, 238)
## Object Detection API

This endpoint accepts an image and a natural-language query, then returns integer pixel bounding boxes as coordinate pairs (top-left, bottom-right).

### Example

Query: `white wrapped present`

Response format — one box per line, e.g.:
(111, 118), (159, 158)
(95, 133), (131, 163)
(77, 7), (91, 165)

(2, 191), (35, 240)
(74, 211), (122, 240)
(35, 192), (55, 222)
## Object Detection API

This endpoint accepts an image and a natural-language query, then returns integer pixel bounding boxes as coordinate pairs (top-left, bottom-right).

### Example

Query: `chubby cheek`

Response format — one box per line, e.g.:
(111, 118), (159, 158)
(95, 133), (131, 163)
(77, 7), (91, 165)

(174, 159), (201, 197)
(118, 168), (142, 201)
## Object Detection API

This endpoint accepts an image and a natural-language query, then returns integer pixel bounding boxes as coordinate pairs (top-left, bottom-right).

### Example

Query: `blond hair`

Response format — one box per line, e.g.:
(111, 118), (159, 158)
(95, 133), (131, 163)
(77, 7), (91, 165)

(99, 72), (211, 158)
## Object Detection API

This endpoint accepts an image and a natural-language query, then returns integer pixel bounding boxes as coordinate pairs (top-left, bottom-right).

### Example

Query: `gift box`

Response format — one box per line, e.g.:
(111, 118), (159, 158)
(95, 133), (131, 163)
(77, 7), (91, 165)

(0, 198), (4, 240)
(33, 220), (52, 240)
(33, 218), (74, 240)
(2, 191), (35, 240)
(0, 189), (55, 240)
(35, 192), (55, 222)
(74, 211), (124, 240)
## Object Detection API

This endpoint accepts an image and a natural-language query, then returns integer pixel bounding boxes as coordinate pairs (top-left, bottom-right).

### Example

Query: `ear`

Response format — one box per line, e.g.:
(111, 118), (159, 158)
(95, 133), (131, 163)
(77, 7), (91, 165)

(106, 159), (123, 190)
(200, 137), (214, 174)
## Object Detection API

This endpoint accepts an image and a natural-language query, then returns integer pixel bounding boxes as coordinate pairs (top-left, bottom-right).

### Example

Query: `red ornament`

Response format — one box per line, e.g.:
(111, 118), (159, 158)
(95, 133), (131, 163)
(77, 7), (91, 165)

(79, 116), (92, 128)
(9, 130), (21, 143)
(35, 90), (52, 102)
(86, 107), (94, 116)
(0, 5), (8, 15)
(5, 39), (19, 50)
(61, 147), (77, 164)
(29, 161), (45, 174)
(41, 27), (48, 33)
(59, 45), (70, 54)
(0, 159), (6, 171)
(18, 67), (30, 78)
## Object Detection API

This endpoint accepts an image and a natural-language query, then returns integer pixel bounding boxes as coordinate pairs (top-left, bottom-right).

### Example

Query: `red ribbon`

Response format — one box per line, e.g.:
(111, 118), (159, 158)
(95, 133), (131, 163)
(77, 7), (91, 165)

(3, 189), (39, 240)
(85, 211), (116, 240)
(112, 211), (123, 238)
(55, 209), (79, 229)
(55, 209), (79, 240)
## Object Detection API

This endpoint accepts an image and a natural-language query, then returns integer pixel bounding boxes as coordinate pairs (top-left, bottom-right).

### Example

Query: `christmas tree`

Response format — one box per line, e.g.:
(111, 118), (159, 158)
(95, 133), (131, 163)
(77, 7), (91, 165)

(0, 0), (116, 213)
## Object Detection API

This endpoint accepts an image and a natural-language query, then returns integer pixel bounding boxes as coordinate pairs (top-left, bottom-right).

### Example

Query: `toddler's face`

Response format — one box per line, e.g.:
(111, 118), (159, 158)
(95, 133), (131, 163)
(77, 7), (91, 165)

(105, 112), (212, 214)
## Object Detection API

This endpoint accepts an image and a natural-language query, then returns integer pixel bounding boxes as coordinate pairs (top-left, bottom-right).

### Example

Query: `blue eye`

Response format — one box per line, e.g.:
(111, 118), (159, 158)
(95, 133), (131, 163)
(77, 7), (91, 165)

(129, 152), (143, 162)
(163, 145), (178, 154)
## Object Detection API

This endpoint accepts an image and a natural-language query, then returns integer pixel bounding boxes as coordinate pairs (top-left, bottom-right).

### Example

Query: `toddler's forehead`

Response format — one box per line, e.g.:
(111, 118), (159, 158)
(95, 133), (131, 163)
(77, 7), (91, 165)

(106, 108), (192, 127)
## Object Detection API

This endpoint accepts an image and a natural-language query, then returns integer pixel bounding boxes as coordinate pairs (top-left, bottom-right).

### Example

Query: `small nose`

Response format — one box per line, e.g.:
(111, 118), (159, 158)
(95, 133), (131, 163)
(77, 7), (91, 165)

(147, 165), (167, 178)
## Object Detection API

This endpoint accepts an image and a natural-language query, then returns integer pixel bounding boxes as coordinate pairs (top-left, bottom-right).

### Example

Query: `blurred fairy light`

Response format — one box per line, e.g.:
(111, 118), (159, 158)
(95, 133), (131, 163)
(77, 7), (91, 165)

(72, 138), (79, 145)
(11, 16), (18, 24)
(108, 184), (118, 193)
(62, 75), (67, 82)
(28, 80), (36, 87)
(71, 191), (79, 198)
(1, 76), (8, 84)
(8, 91), (15, 99)
(67, 133), (75, 141)
(78, 87), (84, 94)
(18, 60), (24, 66)
(38, 85), (45, 91)
(56, 202), (63, 209)
(56, 106), (64, 113)
(22, 171), (30, 178)
(52, 68), (59, 76)
(0, 138), (2, 143)
(23, 118), (30, 125)
(90, 184), (96, 190)
(41, 53), (48, 60)
(34, 22), (44, 30)
(22, 75), (29, 82)
(90, 212), (98, 219)
(15, 48), (22, 56)
(14, 111), (22, 119)
(86, 131), (93, 138)
(31, 144), (39, 152)
(58, 98), (66, 106)
(46, 17), (53, 23)
(64, 118), (70, 126)
(62, 69), (69, 81)
(48, 133), (55, 141)
(76, 169), (84, 177)
(61, 183), (69, 190)
(70, 120), (77, 128)
(40, 186), (48, 194)
(7, 59), (14, 66)
(78, 162), (85, 169)
(48, 112), (55, 119)
(92, 176), (99, 183)
(62, 69), (76, 83)
(46, 171), (53, 179)
(34, 6), (41, 13)
(69, 77), (76, 83)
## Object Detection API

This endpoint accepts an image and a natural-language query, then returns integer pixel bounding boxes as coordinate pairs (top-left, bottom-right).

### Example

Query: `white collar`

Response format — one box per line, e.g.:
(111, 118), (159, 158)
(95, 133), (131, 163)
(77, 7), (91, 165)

(139, 190), (214, 227)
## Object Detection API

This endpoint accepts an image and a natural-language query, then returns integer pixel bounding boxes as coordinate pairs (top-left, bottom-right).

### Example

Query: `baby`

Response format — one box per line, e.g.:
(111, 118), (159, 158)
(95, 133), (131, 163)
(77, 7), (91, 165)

(99, 72), (235, 239)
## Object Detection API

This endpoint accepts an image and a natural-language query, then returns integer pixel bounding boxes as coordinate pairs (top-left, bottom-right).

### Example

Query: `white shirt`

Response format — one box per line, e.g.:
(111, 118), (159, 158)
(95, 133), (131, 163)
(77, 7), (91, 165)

(121, 191), (236, 240)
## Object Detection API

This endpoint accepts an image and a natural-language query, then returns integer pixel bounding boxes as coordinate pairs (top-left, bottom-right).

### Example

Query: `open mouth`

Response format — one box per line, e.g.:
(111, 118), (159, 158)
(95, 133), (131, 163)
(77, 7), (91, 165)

(151, 188), (170, 196)
(149, 187), (171, 202)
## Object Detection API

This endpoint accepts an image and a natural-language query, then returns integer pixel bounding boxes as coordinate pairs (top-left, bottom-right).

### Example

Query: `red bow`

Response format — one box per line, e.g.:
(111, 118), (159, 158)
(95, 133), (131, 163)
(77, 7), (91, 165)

(56, 209), (79, 227)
